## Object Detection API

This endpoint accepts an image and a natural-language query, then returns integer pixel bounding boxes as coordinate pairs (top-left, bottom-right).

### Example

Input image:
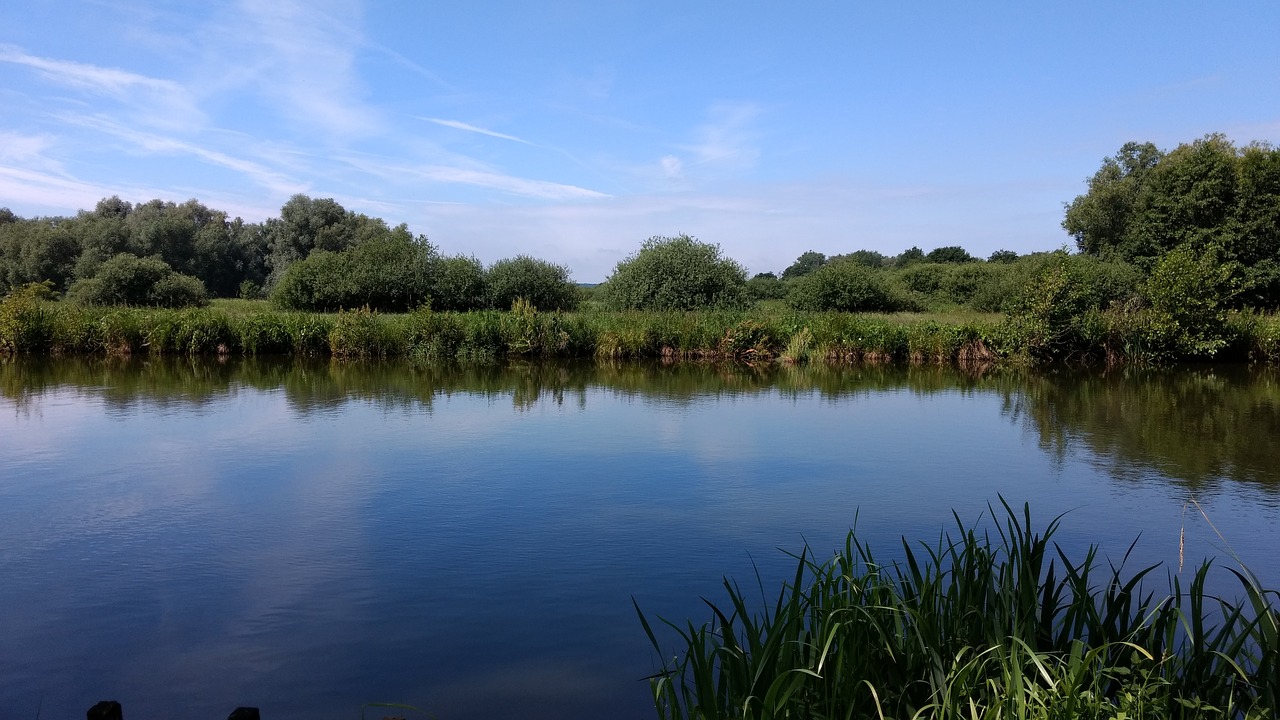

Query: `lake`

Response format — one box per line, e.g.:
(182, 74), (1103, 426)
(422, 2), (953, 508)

(2, 358), (1278, 719)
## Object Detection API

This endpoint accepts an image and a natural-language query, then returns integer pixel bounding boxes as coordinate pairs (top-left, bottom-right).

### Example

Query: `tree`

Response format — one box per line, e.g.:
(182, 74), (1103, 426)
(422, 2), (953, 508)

(271, 230), (437, 312)
(893, 246), (925, 266)
(66, 253), (207, 307)
(1063, 141), (1163, 258)
(925, 246), (974, 264)
(988, 249), (1019, 264)
(486, 255), (579, 311)
(433, 255), (487, 311)
(1065, 135), (1280, 308)
(781, 251), (827, 279)
(834, 250), (886, 268)
(746, 272), (786, 301)
(603, 234), (748, 311)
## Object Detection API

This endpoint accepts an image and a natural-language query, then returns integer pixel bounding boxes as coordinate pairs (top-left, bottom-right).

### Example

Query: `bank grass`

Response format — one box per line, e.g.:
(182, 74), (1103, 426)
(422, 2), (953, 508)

(637, 500), (1280, 720)
(5, 292), (1280, 366)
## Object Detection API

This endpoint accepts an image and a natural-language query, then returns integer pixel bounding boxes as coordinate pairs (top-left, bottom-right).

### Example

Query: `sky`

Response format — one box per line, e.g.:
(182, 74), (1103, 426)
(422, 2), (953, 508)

(1, 1), (1278, 282)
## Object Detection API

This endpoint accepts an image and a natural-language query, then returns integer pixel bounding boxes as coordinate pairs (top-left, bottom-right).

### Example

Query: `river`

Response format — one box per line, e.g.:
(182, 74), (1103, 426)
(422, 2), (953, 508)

(2, 358), (1277, 719)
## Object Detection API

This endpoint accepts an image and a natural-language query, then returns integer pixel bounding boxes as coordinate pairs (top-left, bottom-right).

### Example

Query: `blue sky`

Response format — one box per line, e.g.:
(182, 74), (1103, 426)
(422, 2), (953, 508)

(1, 1), (1277, 281)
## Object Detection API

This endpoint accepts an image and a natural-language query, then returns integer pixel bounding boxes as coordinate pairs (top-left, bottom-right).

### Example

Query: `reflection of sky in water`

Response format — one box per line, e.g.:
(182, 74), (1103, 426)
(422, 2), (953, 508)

(1, 368), (1278, 719)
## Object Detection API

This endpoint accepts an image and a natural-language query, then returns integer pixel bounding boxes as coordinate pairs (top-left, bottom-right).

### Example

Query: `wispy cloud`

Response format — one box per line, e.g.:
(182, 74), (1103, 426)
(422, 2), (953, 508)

(411, 165), (609, 201)
(229, 0), (381, 138)
(58, 114), (306, 196)
(420, 117), (533, 145)
(678, 102), (762, 170)
(0, 43), (202, 129)
(331, 151), (608, 201)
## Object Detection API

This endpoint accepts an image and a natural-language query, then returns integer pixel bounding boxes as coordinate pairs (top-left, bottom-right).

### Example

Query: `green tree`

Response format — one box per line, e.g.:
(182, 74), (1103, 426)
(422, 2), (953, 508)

(787, 260), (912, 312)
(1140, 243), (1240, 358)
(603, 234), (748, 310)
(746, 272), (786, 301)
(271, 230), (437, 312)
(781, 250), (827, 279)
(988, 249), (1019, 264)
(66, 253), (207, 308)
(486, 255), (579, 311)
(1063, 141), (1164, 258)
(893, 246), (926, 266)
(925, 245), (974, 264)
(433, 255), (487, 311)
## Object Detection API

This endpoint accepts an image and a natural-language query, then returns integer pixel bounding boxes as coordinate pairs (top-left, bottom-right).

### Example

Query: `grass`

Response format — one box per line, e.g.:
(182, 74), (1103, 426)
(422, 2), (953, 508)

(637, 500), (1279, 720)
(5, 292), (1280, 366)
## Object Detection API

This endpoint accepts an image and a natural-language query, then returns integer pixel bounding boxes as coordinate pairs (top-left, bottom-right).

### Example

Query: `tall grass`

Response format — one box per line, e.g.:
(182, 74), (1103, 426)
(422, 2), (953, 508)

(4, 293), (1280, 366)
(637, 500), (1279, 719)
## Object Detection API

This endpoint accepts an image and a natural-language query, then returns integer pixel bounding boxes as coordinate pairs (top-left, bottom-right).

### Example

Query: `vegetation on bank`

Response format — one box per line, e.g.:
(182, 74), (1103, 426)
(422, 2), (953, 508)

(1, 133), (1278, 364)
(638, 501), (1280, 719)
(2, 289), (1280, 365)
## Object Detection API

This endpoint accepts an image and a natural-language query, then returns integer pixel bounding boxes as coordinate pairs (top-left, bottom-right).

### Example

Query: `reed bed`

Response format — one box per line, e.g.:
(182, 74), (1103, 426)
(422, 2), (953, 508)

(4, 293), (1279, 365)
(637, 500), (1279, 719)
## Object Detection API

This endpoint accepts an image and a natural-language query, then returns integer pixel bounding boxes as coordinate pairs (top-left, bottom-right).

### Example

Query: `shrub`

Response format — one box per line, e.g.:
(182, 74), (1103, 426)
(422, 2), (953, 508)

(1140, 243), (1241, 357)
(0, 283), (54, 352)
(787, 260), (914, 312)
(745, 273), (787, 301)
(604, 234), (749, 311)
(271, 234), (435, 312)
(66, 253), (208, 308)
(433, 255), (487, 311)
(486, 255), (579, 311)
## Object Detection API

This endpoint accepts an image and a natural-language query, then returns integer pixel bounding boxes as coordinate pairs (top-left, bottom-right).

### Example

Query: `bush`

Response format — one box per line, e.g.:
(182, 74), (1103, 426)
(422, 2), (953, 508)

(434, 255), (487, 311)
(66, 253), (208, 308)
(604, 234), (749, 310)
(1139, 243), (1241, 357)
(486, 255), (579, 311)
(745, 273), (787, 301)
(271, 234), (435, 312)
(787, 261), (914, 312)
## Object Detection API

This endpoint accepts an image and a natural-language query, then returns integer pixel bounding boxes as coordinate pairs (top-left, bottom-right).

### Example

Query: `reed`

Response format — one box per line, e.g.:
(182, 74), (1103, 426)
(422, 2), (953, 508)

(637, 500), (1279, 719)
(4, 295), (1280, 367)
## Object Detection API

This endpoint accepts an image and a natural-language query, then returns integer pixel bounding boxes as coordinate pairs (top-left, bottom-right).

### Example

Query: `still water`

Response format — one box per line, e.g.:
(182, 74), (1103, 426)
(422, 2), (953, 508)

(2, 358), (1278, 719)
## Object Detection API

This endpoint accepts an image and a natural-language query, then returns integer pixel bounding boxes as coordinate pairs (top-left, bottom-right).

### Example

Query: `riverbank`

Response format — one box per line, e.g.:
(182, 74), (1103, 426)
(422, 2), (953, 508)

(3, 295), (1279, 365)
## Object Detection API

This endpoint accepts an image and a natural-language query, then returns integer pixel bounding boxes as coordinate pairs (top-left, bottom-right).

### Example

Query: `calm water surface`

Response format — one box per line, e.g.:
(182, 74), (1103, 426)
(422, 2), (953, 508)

(1, 358), (1278, 719)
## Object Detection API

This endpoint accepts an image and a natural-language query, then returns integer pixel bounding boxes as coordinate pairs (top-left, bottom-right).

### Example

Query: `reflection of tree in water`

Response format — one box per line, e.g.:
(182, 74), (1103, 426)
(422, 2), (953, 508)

(6, 357), (1278, 492)
(1000, 367), (1280, 492)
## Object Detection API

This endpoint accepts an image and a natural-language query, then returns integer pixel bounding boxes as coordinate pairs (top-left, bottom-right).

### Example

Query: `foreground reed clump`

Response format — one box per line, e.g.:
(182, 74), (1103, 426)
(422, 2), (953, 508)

(637, 501), (1279, 720)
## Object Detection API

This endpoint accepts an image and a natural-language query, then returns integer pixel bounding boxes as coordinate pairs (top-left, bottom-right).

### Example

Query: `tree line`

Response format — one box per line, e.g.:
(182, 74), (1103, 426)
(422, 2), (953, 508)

(2, 134), (1277, 327)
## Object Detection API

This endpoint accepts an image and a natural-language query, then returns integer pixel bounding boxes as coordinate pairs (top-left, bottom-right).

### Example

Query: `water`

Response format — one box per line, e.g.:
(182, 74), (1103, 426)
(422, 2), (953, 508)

(2, 358), (1278, 719)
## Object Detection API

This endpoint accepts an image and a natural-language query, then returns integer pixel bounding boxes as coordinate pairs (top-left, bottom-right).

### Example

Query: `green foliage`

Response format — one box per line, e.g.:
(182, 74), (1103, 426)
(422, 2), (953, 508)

(781, 250), (828, 279)
(832, 249), (886, 268)
(639, 501), (1280, 720)
(893, 246), (926, 266)
(1139, 243), (1241, 358)
(485, 255), (579, 311)
(433, 255), (487, 311)
(329, 307), (403, 358)
(745, 273), (787, 301)
(0, 283), (55, 353)
(925, 245), (975, 263)
(66, 253), (208, 308)
(604, 234), (749, 311)
(787, 260), (914, 312)
(1066, 135), (1280, 309)
(270, 232), (436, 312)
(1000, 252), (1096, 362)
(989, 249), (1019, 263)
